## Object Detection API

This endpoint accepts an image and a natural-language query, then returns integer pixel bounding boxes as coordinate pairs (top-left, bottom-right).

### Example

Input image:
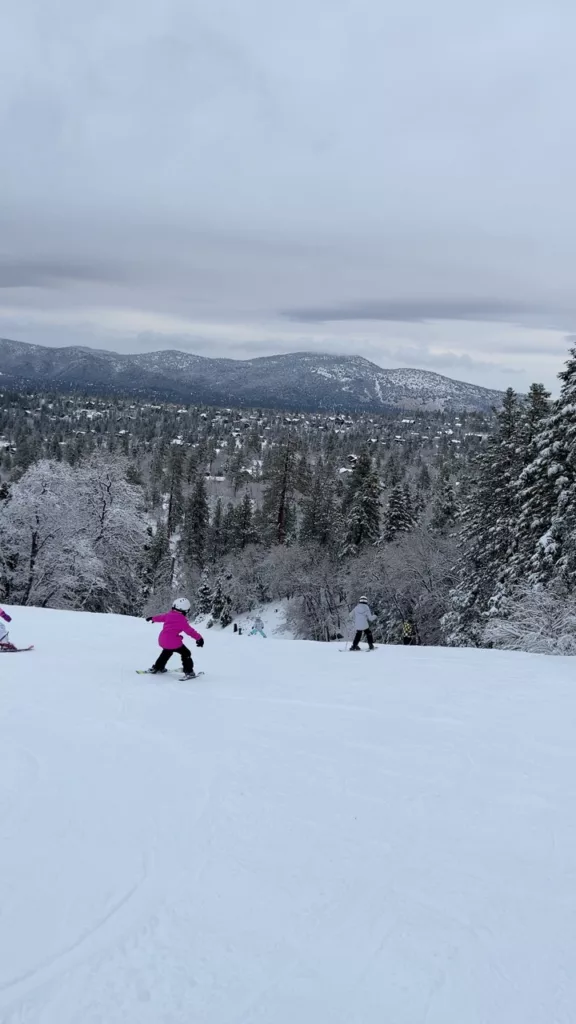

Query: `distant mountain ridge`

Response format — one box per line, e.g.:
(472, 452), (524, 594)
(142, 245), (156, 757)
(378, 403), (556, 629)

(0, 337), (503, 412)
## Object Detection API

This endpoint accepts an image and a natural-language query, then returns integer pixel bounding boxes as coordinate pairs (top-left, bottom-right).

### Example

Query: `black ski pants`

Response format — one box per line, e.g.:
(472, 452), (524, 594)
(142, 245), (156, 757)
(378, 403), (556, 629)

(352, 629), (374, 649)
(153, 645), (194, 674)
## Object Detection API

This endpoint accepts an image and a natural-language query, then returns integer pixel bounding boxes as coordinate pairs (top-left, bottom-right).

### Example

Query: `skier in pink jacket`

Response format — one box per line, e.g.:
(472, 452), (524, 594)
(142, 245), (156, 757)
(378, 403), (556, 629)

(0, 606), (14, 650)
(146, 598), (203, 678)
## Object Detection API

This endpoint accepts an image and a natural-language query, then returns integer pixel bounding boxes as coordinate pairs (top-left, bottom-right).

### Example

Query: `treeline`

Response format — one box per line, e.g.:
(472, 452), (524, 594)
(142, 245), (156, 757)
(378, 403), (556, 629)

(145, 442), (460, 643)
(0, 385), (482, 641)
(443, 347), (576, 653)
(3, 337), (576, 654)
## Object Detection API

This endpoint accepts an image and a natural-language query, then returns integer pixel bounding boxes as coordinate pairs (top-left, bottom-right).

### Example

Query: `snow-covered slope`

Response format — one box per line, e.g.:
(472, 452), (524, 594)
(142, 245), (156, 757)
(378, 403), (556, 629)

(0, 337), (502, 412)
(1, 605), (574, 1023)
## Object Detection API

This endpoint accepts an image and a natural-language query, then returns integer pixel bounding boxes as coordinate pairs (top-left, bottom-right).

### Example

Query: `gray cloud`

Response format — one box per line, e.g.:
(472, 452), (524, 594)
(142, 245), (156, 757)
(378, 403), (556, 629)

(381, 344), (522, 376)
(0, 260), (123, 289)
(283, 298), (542, 324)
(1, 0), (576, 394)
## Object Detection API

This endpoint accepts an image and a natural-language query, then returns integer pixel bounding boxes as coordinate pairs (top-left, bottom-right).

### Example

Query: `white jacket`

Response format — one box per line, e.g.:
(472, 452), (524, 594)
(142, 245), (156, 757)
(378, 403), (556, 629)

(353, 602), (374, 630)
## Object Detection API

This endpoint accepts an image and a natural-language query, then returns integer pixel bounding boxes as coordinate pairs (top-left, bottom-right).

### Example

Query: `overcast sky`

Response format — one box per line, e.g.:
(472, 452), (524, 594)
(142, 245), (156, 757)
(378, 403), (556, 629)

(2, 0), (576, 392)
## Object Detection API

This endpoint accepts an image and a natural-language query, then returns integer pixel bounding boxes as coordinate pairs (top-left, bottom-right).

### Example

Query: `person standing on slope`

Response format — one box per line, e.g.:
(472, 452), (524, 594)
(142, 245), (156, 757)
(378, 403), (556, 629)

(0, 606), (14, 650)
(350, 596), (376, 651)
(402, 620), (417, 645)
(146, 598), (204, 678)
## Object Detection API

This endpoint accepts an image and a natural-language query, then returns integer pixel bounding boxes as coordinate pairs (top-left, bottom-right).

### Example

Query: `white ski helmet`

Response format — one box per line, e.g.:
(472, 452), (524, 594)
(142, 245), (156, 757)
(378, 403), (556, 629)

(172, 597), (191, 613)
(359, 595), (368, 603)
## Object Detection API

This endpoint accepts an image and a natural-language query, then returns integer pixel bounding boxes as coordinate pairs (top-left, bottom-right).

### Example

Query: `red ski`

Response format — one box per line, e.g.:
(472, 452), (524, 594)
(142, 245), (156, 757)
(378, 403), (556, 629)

(0, 644), (34, 653)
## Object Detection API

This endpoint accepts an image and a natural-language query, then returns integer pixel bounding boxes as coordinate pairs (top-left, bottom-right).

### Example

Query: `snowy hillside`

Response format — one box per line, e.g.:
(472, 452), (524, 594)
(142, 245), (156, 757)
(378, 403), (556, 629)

(0, 337), (502, 412)
(1, 606), (575, 1023)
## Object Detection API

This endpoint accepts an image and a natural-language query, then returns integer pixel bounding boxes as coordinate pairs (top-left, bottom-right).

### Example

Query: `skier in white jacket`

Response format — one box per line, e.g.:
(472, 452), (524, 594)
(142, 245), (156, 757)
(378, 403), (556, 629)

(350, 596), (376, 651)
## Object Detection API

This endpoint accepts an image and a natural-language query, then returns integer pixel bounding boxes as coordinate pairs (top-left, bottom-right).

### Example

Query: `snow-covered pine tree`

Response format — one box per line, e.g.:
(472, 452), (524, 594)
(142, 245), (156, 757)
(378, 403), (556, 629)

(221, 502), (238, 554)
(181, 476), (210, 570)
(144, 522), (173, 599)
(149, 442), (166, 506)
(235, 492), (258, 549)
(296, 452), (313, 495)
(261, 439), (298, 545)
(300, 475), (340, 548)
(431, 479), (459, 532)
(382, 484), (415, 542)
(227, 448), (246, 495)
(211, 569), (234, 627)
(341, 450), (381, 555)
(500, 383), (552, 588)
(166, 445), (185, 536)
(403, 483), (417, 526)
(510, 357), (576, 586)
(197, 569), (213, 615)
(443, 388), (523, 645)
(384, 453), (403, 487)
(208, 497), (225, 563)
(185, 448), (199, 486)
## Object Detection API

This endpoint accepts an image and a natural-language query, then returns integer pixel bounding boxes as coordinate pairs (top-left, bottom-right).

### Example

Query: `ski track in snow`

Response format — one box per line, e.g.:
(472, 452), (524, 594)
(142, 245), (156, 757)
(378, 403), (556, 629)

(1, 606), (576, 1023)
(0, 869), (147, 995)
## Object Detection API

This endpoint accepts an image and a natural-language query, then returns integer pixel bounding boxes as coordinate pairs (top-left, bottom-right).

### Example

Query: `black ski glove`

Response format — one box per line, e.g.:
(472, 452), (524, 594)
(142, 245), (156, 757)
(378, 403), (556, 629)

(196, 637), (204, 647)
(146, 617), (153, 622)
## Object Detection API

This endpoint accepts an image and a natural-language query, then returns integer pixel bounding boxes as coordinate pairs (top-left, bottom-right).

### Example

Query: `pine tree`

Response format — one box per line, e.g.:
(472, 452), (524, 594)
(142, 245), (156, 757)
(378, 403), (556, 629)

(296, 453), (313, 495)
(341, 451), (381, 554)
(222, 501), (238, 553)
(431, 479), (459, 532)
(186, 448), (199, 485)
(48, 435), (62, 462)
(182, 476), (210, 570)
(416, 462), (432, 493)
(211, 569), (233, 626)
(443, 388), (524, 644)
(384, 453), (403, 488)
(510, 362), (576, 585)
(149, 442), (166, 507)
(197, 569), (213, 615)
(144, 522), (173, 597)
(403, 484), (416, 526)
(300, 476), (340, 547)
(208, 497), (225, 563)
(520, 383), (551, 448)
(236, 492), (258, 548)
(211, 573), (225, 621)
(150, 443), (166, 492)
(227, 448), (246, 495)
(166, 445), (185, 536)
(502, 383), (552, 586)
(382, 484), (415, 542)
(261, 438), (298, 544)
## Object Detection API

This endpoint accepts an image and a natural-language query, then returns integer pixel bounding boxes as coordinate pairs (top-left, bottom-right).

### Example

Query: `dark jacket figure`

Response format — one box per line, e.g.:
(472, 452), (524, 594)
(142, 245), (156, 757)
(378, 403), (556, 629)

(402, 621), (417, 645)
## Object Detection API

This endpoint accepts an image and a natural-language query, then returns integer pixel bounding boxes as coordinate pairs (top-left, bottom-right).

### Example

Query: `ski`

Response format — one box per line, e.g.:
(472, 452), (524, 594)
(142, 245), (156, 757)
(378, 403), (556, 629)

(340, 646), (378, 652)
(0, 644), (34, 653)
(136, 669), (204, 679)
(136, 668), (179, 675)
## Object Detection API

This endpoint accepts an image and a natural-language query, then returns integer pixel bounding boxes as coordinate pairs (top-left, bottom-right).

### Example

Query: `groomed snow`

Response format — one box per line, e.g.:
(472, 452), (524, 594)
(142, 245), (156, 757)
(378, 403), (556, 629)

(1, 606), (575, 1023)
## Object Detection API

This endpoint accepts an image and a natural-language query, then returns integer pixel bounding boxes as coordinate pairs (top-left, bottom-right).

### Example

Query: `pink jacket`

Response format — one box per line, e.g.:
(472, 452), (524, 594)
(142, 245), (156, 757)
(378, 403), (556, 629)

(151, 610), (202, 650)
(0, 608), (11, 623)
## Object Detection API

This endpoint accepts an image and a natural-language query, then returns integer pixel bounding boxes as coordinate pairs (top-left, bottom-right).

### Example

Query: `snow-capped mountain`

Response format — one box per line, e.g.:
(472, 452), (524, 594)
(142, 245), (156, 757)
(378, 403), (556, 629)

(0, 337), (503, 412)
